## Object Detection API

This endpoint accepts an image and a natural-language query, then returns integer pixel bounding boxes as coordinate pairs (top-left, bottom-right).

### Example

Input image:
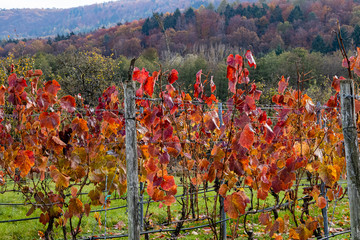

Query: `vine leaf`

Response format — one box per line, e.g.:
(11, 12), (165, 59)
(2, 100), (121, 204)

(168, 69), (178, 84)
(39, 112), (60, 130)
(60, 95), (76, 113)
(239, 124), (254, 150)
(133, 67), (148, 84)
(68, 198), (84, 218)
(0, 85), (6, 105)
(210, 77), (216, 93)
(49, 165), (70, 189)
(245, 50), (256, 68)
(278, 76), (289, 94)
(14, 150), (35, 178)
(44, 80), (61, 96)
(144, 76), (155, 96)
(317, 196), (327, 209)
(161, 175), (176, 191)
(224, 191), (250, 219)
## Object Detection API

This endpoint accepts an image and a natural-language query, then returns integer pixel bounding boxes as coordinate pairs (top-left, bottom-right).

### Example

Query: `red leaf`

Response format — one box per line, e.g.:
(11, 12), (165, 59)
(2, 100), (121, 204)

(144, 76), (155, 96)
(254, 90), (262, 100)
(36, 90), (52, 111)
(278, 76), (289, 94)
(227, 54), (235, 68)
(196, 70), (202, 84)
(245, 50), (256, 68)
(227, 66), (237, 94)
(264, 124), (275, 144)
(31, 77), (39, 94)
(133, 67), (148, 84)
(45, 80), (61, 96)
(245, 96), (256, 110)
(168, 69), (178, 84)
(60, 95), (76, 113)
(239, 124), (255, 150)
(235, 54), (243, 68)
(210, 76), (216, 93)
(40, 212), (49, 225)
(194, 82), (203, 98)
(71, 187), (78, 198)
(39, 112), (60, 130)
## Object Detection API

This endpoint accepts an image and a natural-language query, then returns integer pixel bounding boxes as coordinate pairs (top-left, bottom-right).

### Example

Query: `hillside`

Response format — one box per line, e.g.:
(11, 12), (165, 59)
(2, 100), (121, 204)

(0, 0), (245, 39)
(0, 0), (357, 59)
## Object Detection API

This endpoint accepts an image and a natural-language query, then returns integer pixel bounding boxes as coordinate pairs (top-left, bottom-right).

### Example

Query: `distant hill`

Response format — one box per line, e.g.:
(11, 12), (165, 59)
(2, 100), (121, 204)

(0, 0), (248, 39)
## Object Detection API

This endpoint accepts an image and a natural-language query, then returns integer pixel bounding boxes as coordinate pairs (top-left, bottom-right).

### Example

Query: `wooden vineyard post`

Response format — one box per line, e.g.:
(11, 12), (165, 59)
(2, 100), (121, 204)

(317, 102), (329, 238)
(218, 102), (227, 240)
(340, 79), (360, 240)
(125, 59), (140, 240)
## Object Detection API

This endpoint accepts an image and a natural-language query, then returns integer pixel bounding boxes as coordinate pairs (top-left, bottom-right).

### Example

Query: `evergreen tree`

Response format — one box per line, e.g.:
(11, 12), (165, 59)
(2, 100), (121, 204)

(270, 6), (283, 23)
(331, 27), (351, 51)
(288, 6), (304, 22)
(352, 24), (360, 47)
(185, 7), (195, 24)
(312, 35), (328, 53)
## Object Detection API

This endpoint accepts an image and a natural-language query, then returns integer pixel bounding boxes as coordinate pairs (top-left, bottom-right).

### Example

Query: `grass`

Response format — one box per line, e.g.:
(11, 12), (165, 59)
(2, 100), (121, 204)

(0, 178), (352, 240)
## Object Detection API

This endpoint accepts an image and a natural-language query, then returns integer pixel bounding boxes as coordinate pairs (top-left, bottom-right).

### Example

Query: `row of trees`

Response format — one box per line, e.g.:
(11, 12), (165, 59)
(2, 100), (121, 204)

(0, 47), (340, 106)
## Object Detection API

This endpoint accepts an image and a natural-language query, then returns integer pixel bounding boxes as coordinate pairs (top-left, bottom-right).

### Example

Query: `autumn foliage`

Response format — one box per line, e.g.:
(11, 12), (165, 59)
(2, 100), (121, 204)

(0, 50), (347, 239)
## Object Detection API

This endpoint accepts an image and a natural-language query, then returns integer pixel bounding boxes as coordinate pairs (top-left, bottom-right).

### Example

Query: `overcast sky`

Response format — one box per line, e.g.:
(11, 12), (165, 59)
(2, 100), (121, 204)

(1, 0), (118, 9)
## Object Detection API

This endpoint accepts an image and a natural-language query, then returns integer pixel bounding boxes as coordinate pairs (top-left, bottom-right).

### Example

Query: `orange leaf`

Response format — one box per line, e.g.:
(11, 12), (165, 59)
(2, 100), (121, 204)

(164, 195), (176, 206)
(71, 187), (78, 198)
(317, 196), (327, 209)
(224, 191), (250, 219)
(72, 117), (89, 135)
(0, 85), (5, 105)
(44, 80), (61, 96)
(161, 175), (175, 191)
(14, 150), (35, 178)
(39, 112), (60, 130)
(239, 124), (254, 150)
(33, 69), (43, 76)
(49, 165), (70, 189)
